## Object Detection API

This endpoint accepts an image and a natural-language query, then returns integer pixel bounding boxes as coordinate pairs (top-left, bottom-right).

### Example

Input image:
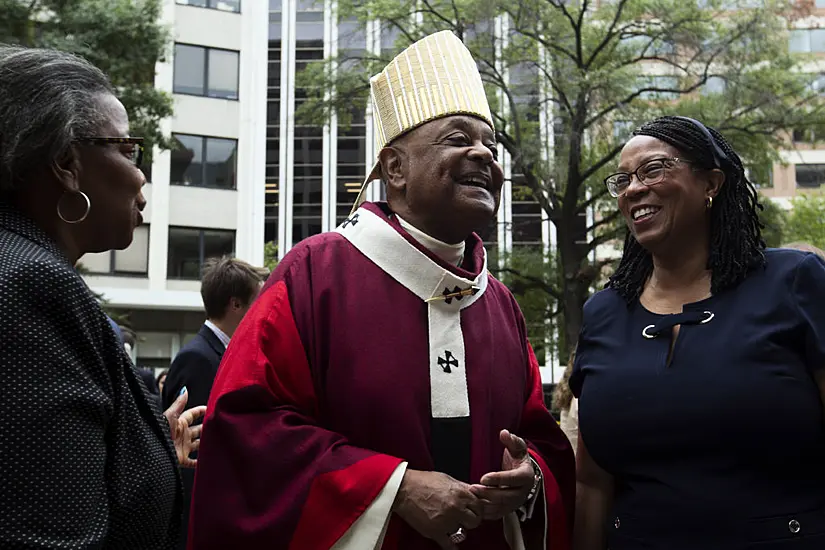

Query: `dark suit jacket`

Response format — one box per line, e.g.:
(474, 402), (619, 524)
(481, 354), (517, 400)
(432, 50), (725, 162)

(162, 324), (225, 550)
(0, 203), (182, 549)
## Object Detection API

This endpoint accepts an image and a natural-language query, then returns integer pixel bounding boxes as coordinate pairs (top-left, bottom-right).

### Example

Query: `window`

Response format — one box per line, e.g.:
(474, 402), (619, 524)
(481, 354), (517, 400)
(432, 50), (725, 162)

(82, 225), (150, 276)
(265, 6), (282, 247)
(292, 8), (324, 246)
(637, 75), (679, 100)
(789, 29), (825, 53)
(511, 177), (543, 246)
(795, 164), (825, 189)
(173, 44), (239, 99)
(167, 227), (235, 279)
(793, 128), (815, 143)
(701, 76), (726, 96)
(176, 0), (240, 13)
(171, 134), (238, 189)
(613, 120), (636, 140)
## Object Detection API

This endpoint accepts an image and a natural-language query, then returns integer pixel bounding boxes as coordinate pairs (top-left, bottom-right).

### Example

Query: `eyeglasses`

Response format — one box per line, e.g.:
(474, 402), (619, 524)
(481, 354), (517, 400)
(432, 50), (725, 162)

(74, 137), (145, 167)
(604, 157), (691, 198)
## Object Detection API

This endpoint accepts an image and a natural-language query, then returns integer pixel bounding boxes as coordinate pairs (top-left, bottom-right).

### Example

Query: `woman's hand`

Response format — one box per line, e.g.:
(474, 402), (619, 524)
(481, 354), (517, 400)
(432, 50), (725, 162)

(163, 387), (207, 468)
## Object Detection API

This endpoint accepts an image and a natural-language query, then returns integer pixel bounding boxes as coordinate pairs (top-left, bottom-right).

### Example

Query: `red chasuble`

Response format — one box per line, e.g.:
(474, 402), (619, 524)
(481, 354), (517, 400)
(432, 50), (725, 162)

(188, 202), (574, 550)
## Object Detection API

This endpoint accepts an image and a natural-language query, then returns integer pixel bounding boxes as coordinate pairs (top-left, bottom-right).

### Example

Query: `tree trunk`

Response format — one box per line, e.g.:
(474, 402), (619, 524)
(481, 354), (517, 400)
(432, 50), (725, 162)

(557, 213), (590, 358)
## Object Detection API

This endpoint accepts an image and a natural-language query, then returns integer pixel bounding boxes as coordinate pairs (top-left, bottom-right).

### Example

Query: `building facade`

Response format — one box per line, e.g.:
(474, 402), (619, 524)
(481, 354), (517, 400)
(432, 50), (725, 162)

(82, 0), (268, 370)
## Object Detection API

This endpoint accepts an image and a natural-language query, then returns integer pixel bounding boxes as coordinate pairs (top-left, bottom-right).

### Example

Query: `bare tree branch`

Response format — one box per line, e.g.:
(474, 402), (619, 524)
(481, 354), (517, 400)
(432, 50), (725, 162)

(492, 267), (562, 300)
(576, 186), (610, 216)
(585, 209), (622, 234)
(586, 231), (619, 253)
(580, 142), (626, 182)
(584, 0), (631, 70)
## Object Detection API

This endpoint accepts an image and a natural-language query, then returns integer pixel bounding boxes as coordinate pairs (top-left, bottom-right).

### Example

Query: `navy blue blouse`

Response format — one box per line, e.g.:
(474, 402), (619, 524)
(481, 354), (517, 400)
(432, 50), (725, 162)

(571, 249), (825, 549)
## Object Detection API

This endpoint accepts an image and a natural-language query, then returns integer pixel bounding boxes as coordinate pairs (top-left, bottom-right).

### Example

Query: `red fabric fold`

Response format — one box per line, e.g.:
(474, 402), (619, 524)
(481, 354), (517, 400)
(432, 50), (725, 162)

(188, 281), (402, 549)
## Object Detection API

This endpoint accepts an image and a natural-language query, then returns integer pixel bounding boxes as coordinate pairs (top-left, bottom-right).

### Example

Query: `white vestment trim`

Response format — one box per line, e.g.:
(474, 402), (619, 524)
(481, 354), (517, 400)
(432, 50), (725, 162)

(335, 207), (488, 419)
(330, 462), (408, 550)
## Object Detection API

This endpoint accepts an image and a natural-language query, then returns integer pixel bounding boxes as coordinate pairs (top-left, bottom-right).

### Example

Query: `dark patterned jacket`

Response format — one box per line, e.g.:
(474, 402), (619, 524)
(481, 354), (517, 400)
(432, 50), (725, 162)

(0, 203), (182, 549)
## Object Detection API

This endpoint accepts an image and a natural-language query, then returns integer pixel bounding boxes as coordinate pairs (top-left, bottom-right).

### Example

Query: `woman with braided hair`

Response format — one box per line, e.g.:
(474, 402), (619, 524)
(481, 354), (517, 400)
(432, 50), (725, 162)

(570, 116), (825, 549)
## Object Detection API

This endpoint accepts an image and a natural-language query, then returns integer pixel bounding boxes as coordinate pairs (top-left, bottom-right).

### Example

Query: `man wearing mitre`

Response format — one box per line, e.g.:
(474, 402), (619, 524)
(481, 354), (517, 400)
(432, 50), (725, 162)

(188, 29), (574, 550)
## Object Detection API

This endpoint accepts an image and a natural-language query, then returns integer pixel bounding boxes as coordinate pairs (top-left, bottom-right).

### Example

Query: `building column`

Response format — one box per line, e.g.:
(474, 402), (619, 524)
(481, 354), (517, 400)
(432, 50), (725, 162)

(277, 0), (296, 259)
(147, 0), (177, 291)
(235, 0), (269, 265)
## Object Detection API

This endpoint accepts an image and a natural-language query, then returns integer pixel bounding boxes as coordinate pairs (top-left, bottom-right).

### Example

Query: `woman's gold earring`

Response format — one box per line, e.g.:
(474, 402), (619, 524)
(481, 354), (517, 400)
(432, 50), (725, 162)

(706, 196), (713, 210)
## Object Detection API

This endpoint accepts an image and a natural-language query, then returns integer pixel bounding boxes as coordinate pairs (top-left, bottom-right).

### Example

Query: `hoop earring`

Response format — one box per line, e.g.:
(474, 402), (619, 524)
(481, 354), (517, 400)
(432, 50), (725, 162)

(706, 196), (713, 210)
(57, 191), (91, 224)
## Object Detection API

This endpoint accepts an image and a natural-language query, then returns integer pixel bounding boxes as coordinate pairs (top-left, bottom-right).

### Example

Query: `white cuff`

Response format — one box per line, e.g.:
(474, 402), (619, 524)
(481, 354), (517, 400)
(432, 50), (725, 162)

(331, 462), (408, 549)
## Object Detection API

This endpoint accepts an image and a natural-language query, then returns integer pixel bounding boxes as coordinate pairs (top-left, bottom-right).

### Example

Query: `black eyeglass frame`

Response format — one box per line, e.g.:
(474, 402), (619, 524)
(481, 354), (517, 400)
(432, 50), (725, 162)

(604, 156), (693, 198)
(73, 137), (145, 167)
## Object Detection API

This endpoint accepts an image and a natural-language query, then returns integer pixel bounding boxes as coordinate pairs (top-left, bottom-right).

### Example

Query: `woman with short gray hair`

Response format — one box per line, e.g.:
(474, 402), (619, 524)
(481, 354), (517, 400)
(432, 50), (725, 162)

(0, 46), (203, 549)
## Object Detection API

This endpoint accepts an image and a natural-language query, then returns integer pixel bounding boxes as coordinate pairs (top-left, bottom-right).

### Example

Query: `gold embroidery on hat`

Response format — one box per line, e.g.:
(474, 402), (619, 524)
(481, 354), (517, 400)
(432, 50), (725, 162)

(414, 44), (435, 120)
(424, 38), (450, 115)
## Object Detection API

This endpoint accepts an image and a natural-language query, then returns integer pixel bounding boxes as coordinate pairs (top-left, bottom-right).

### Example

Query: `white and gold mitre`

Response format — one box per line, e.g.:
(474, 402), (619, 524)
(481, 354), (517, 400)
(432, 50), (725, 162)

(351, 30), (494, 212)
(370, 30), (494, 149)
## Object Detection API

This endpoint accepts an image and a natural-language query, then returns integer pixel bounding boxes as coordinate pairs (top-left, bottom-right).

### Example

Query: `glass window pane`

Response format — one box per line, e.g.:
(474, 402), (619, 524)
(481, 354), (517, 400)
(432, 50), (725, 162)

(267, 99), (280, 125)
(174, 44), (205, 95)
(171, 134), (204, 186)
(811, 29), (825, 53)
(292, 220), (322, 246)
(269, 13), (282, 39)
(209, 0), (240, 12)
(296, 20), (324, 40)
(381, 24), (400, 53)
(795, 164), (825, 188)
(80, 251), (111, 273)
(202, 230), (235, 265)
(702, 76), (726, 96)
(789, 30), (810, 53)
(811, 73), (825, 94)
(204, 137), (238, 189)
(269, 0), (281, 9)
(177, 0), (208, 6)
(207, 49), (239, 99)
(167, 227), (202, 279)
(338, 19), (367, 52)
(114, 225), (149, 274)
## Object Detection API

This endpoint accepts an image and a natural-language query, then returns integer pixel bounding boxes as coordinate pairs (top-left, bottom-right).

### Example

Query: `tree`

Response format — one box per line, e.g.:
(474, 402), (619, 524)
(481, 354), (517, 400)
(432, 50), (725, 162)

(785, 194), (825, 249)
(491, 245), (563, 364)
(758, 194), (788, 248)
(0, 0), (173, 155)
(263, 241), (279, 271)
(300, 0), (825, 356)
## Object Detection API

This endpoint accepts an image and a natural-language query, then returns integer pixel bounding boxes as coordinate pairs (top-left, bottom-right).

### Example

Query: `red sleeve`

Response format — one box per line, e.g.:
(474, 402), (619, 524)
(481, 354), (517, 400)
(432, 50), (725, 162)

(188, 270), (402, 550)
(520, 342), (576, 550)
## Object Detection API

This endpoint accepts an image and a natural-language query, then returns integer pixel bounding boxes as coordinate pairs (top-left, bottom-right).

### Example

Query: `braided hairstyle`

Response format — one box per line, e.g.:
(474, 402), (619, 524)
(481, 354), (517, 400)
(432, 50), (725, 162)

(607, 116), (766, 304)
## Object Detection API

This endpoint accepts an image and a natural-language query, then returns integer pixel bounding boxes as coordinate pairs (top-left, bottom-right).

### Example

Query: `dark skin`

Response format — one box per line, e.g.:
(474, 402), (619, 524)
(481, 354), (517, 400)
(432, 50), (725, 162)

(616, 136), (724, 312)
(380, 115), (504, 245)
(382, 115), (535, 547)
(12, 93), (148, 265)
(9, 92), (205, 466)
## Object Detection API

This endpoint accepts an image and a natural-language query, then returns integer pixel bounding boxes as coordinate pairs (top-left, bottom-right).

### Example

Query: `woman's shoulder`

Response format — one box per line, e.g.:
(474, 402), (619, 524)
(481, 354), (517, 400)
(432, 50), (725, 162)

(747, 248), (823, 288)
(582, 287), (626, 321)
(764, 247), (817, 270)
(0, 230), (90, 308)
